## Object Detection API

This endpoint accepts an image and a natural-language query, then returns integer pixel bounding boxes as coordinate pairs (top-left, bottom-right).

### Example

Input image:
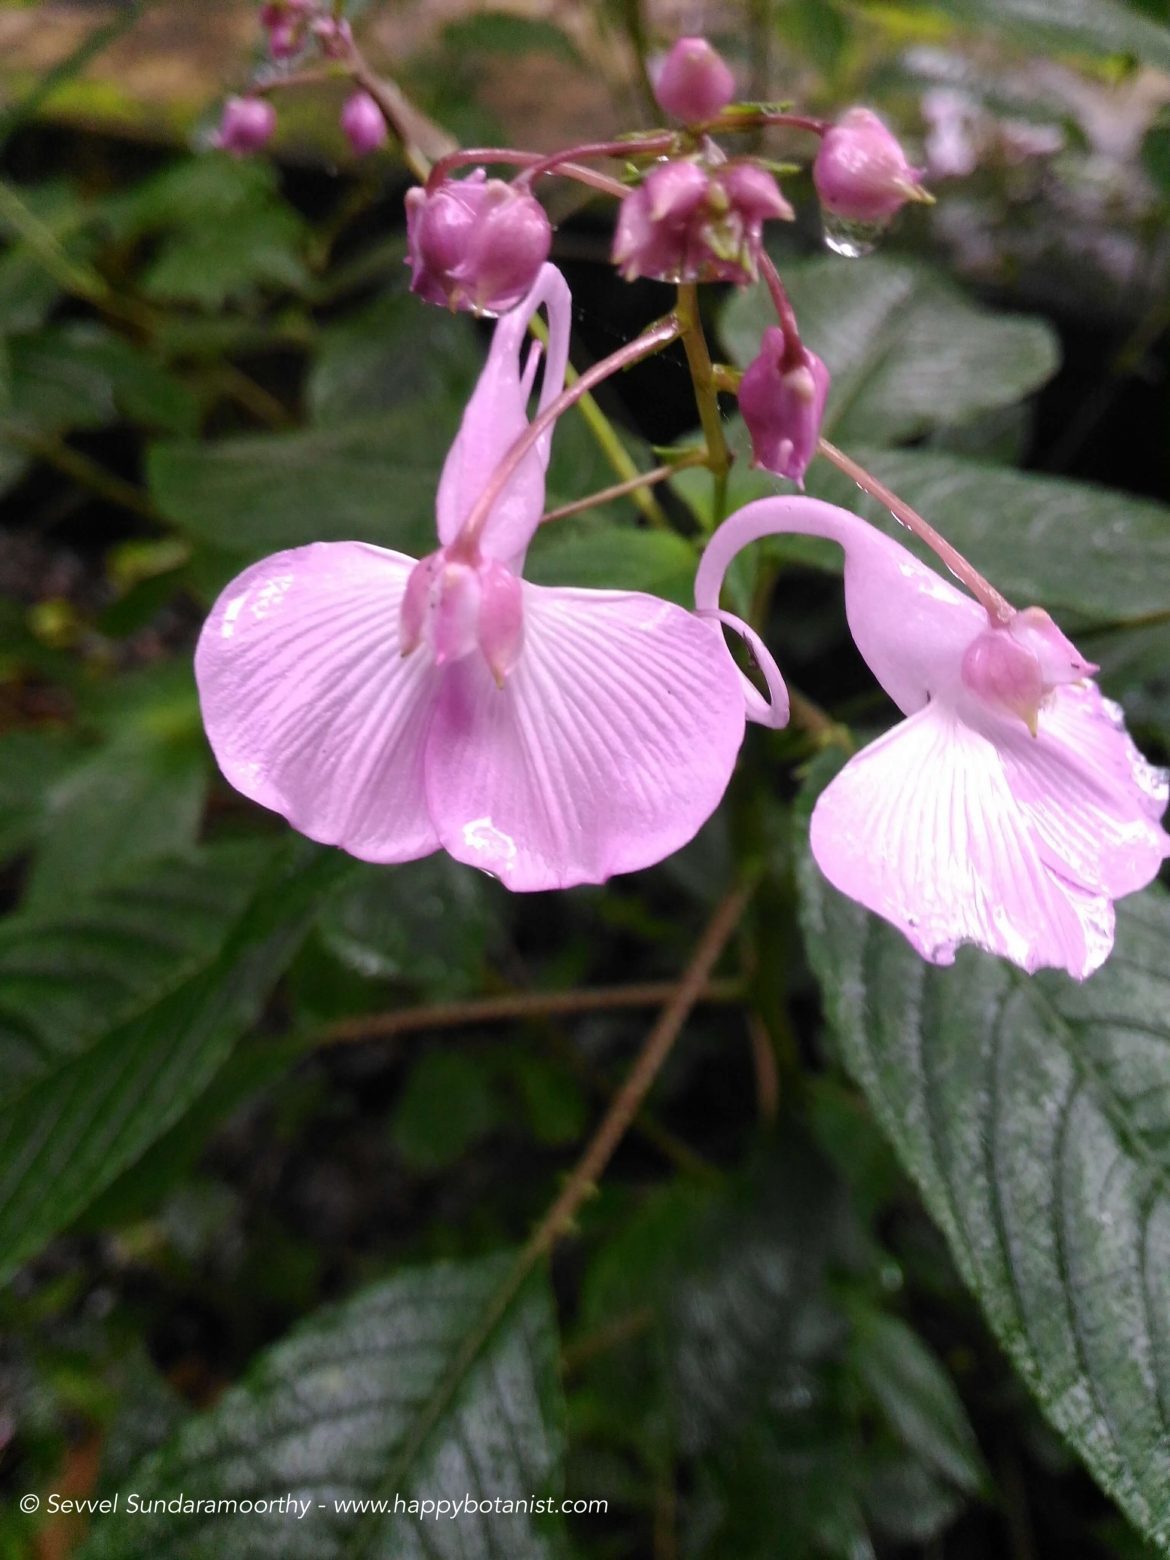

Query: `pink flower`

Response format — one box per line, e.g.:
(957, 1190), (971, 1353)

(196, 266), (746, 891)
(696, 496), (1169, 978)
(405, 172), (552, 317)
(738, 326), (830, 485)
(612, 159), (792, 286)
(213, 97), (277, 157)
(340, 91), (387, 156)
(814, 107), (929, 226)
(653, 37), (737, 123)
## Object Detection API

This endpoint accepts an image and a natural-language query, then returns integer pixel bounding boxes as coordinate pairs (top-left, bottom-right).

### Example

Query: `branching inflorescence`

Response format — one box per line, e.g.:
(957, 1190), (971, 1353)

(198, 8), (1169, 978)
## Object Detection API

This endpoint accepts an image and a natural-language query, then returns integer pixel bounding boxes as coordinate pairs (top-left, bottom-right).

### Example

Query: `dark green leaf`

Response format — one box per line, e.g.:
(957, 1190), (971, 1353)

(800, 825), (1170, 1550)
(148, 408), (452, 559)
(390, 1050), (506, 1172)
(141, 203), (309, 308)
(924, 0), (1170, 68)
(441, 11), (581, 62)
(0, 842), (270, 1101)
(525, 521), (698, 603)
(82, 1255), (566, 1559)
(4, 324), (198, 436)
(721, 257), (1059, 446)
(0, 842), (340, 1283)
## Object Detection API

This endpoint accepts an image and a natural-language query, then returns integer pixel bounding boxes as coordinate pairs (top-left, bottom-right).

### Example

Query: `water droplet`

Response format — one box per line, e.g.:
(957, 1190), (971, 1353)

(821, 213), (886, 258)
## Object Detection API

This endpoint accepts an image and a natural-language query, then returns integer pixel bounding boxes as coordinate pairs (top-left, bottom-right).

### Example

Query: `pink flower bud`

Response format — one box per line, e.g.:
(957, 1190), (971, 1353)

(312, 15), (353, 57)
(612, 158), (791, 285)
(405, 173), (552, 316)
(739, 326), (830, 485)
(214, 96), (277, 157)
(340, 91), (387, 156)
(813, 107), (929, 225)
(962, 629), (1046, 735)
(653, 37), (736, 123)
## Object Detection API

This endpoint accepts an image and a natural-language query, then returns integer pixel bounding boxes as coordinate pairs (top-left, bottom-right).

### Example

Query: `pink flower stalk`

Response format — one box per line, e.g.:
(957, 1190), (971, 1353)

(814, 107), (930, 226)
(653, 37), (737, 123)
(213, 96), (277, 156)
(196, 266), (746, 891)
(738, 326), (830, 485)
(405, 172), (552, 316)
(696, 496), (1169, 978)
(613, 159), (792, 285)
(340, 90), (387, 156)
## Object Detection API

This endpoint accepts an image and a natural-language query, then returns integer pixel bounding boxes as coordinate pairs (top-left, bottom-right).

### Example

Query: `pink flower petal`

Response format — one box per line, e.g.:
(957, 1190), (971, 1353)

(986, 681), (1170, 898)
(436, 263), (571, 569)
(195, 542), (443, 862)
(423, 585), (745, 889)
(810, 703), (1115, 978)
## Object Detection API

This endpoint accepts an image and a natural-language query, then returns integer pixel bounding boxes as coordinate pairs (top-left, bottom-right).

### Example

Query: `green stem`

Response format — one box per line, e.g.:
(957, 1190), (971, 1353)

(676, 282), (731, 523)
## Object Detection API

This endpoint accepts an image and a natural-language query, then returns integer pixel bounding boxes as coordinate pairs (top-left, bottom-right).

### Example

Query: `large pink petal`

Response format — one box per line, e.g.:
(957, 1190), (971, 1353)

(988, 681), (1170, 898)
(195, 543), (443, 862)
(810, 703), (1115, 978)
(436, 264), (571, 569)
(423, 585), (745, 890)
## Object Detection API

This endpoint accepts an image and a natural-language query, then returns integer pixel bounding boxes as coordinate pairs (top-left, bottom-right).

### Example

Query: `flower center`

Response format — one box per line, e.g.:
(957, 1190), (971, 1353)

(399, 547), (524, 686)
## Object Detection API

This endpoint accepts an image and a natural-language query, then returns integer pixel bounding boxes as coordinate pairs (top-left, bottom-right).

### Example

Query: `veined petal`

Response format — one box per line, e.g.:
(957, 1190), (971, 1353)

(436, 263), (572, 569)
(423, 585), (745, 890)
(989, 681), (1170, 898)
(810, 703), (1114, 978)
(195, 543), (442, 863)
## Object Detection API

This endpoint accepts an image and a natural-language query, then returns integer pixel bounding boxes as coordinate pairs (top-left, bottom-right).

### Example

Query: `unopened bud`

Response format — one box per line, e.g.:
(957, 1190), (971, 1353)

(214, 96), (277, 157)
(653, 37), (736, 123)
(814, 107), (930, 226)
(739, 325), (830, 485)
(405, 173), (552, 316)
(1009, 607), (1097, 685)
(340, 91), (387, 156)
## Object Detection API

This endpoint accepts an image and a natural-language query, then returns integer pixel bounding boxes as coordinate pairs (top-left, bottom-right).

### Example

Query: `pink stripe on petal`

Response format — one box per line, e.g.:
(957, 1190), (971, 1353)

(988, 682), (1170, 898)
(424, 585), (745, 890)
(810, 703), (1114, 978)
(195, 542), (443, 863)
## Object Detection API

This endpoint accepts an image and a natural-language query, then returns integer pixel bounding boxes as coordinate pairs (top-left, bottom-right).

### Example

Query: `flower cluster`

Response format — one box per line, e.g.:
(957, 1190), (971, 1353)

(197, 24), (1167, 979)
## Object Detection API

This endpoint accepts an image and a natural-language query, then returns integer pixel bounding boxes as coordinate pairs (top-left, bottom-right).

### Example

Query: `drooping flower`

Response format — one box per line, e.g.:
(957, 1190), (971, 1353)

(738, 325), (830, 485)
(405, 172), (552, 317)
(813, 107), (930, 226)
(196, 266), (746, 891)
(696, 496), (1169, 977)
(653, 37), (737, 123)
(340, 90), (387, 156)
(214, 96), (277, 157)
(612, 158), (792, 286)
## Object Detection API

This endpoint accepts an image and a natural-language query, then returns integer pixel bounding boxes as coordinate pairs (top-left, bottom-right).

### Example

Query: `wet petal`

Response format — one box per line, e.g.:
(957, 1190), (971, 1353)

(195, 542), (443, 862)
(810, 703), (1113, 978)
(989, 681), (1170, 898)
(435, 263), (571, 568)
(424, 585), (745, 890)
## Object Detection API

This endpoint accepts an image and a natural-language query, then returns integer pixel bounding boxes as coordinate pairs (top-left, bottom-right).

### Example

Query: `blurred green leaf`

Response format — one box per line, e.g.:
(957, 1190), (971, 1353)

(82, 1255), (567, 1559)
(0, 728), (80, 862)
(850, 1307), (989, 1496)
(308, 292), (481, 427)
(4, 323), (198, 435)
(722, 257), (1059, 446)
(391, 1049), (507, 1172)
(922, 0), (1170, 67)
(25, 729), (209, 912)
(0, 842), (270, 1100)
(800, 818), (1170, 1550)
(319, 855), (497, 997)
(141, 204), (309, 308)
(148, 407), (453, 558)
(0, 841), (340, 1283)
(526, 522), (698, 603)
(441, 10), (581, 62)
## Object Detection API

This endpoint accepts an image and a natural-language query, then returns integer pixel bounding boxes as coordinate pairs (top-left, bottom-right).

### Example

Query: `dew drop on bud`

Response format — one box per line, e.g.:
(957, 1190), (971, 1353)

(821, 212), (885, 258)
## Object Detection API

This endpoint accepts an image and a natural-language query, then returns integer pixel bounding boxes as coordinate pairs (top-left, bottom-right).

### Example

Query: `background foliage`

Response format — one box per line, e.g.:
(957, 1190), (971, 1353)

(1, 1), (1169, 1556)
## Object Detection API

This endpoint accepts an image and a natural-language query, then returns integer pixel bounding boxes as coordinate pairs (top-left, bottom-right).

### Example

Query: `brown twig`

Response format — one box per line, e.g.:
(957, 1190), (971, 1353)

(539, 453), (705, 525)
(321, 977), (742, 1045)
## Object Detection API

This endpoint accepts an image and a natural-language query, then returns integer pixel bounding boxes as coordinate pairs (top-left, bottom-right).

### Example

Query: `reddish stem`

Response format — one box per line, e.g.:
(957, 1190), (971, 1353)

(456, 316), (682, 552)
(759, 253), (805, 369)
(426, 146), (630, 199)
(514, 133), (679, 188)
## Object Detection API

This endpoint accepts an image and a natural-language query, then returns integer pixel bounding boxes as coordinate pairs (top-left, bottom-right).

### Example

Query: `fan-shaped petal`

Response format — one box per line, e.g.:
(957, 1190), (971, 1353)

(196, 542), (442, 863)
(423, 585), (745, 890)
(810, 703), (1114, 978)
